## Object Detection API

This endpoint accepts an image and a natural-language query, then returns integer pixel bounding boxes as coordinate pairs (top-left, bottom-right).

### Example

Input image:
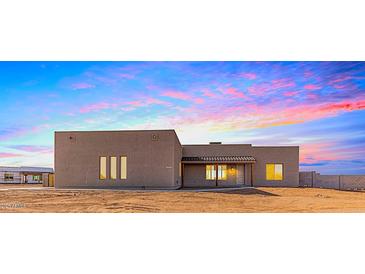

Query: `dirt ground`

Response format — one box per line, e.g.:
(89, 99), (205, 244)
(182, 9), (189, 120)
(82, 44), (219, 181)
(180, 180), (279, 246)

(1, 184), (365, 212)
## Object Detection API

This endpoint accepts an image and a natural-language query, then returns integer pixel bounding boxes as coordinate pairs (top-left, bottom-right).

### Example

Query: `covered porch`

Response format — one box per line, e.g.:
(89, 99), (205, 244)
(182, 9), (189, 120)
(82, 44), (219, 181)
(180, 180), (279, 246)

(181, 156), (256, 188)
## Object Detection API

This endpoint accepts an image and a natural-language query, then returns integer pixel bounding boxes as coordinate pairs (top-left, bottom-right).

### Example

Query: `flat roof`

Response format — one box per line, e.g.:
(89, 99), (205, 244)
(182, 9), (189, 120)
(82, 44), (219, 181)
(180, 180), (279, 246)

(183, 144), (299, 148)
(54, 130), (298, 148)
(0, 166), (54, 173)
(55, 129), (176, 133)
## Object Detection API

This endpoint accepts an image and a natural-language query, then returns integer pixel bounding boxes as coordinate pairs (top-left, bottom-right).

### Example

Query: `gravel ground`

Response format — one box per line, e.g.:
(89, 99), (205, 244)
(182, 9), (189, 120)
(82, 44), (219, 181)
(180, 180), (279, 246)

(1, 184), (365, 212)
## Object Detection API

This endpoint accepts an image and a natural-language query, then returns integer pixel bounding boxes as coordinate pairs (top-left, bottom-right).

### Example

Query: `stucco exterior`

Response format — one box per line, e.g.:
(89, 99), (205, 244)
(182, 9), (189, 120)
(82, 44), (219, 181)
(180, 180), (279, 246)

(55, 129), (299, 189)
(55, 130), (181, 189)
(182, 144), (299, 187)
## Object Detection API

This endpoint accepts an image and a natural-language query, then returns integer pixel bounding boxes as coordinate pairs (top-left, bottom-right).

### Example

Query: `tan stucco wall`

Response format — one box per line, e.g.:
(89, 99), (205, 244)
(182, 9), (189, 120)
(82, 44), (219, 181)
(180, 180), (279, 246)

(182, 144), (299, 187)
(183, 164), (216, 187)
(173, 132), (183, 187)
(55, 130), (181, 189)
(183, 163), (249, 188)
(55, 130), (299, 189)
(251, 146), (299, 187)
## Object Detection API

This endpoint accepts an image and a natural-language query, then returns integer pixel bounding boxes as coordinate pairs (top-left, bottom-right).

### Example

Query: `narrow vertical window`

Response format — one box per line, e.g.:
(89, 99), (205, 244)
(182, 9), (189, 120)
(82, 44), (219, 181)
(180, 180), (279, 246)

(110, 156), (117, 180)
(100, 156), (107, 180)
(179, 162), (182, 177)
(218, 165), (227, 180)
(120, 156), (127, 179)
(206, 165), (216, 180)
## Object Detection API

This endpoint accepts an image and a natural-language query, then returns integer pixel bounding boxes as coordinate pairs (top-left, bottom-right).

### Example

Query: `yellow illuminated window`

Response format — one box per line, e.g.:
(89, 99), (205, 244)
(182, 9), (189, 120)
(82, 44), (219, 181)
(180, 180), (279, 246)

(120, 156), (127, 179)
(218, 165), (227, 180)
(110, 156), (117, 180)
(206, 165), (227, 180)
(100, 156), (107, 180)
(206, 165), (216, 180)
(266, 164), (283, 180)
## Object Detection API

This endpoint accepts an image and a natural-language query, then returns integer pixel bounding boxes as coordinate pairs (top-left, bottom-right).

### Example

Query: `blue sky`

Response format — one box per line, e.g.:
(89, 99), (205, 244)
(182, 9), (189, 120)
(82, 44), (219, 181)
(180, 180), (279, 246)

(0, 62), (365, 174)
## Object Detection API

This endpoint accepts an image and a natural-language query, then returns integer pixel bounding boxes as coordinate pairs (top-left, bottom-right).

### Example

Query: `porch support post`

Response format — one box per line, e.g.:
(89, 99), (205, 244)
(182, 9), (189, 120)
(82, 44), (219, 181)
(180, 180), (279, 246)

(181, 163), (184, 189)
(243, 164), (246, 185)
(215, 163), (218, 187)
(250, 164), (253, 187)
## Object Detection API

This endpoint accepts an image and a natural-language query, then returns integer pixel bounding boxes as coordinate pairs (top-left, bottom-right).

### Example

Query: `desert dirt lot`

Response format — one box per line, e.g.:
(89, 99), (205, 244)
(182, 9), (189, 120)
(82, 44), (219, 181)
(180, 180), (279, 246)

(1, 184), (365, 212)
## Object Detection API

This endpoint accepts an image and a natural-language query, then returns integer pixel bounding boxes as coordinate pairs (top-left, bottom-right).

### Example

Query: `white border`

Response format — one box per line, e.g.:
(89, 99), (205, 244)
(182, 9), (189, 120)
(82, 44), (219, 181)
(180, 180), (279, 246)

(0, 0), (364, 60)
(1, 214), (365, 274)
(1, 1), (365, 273)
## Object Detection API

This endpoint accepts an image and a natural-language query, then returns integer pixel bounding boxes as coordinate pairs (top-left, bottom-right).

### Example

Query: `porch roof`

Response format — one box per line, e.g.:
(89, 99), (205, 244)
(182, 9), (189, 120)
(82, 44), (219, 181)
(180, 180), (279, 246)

(181, 156), (256, 164)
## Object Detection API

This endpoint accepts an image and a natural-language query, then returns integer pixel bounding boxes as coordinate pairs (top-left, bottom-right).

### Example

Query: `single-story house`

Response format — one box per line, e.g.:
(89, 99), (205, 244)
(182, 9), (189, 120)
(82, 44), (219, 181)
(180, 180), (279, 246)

(0, 166), (54, 186)
(55, 129), (299, 189)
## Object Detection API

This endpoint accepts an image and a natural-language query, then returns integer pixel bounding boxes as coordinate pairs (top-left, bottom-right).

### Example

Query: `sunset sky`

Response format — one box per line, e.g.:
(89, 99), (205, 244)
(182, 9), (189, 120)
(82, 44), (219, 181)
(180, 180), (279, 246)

(0, 61), (364, 174)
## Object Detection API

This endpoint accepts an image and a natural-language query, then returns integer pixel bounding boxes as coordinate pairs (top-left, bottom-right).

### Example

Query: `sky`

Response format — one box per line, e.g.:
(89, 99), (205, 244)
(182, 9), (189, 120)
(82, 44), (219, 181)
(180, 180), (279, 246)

(0, 61), (365, 174)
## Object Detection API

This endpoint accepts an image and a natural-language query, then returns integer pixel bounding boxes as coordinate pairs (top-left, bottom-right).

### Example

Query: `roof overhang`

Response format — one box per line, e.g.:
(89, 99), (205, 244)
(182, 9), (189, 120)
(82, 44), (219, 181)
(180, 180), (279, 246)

(181, 156), (256, 164)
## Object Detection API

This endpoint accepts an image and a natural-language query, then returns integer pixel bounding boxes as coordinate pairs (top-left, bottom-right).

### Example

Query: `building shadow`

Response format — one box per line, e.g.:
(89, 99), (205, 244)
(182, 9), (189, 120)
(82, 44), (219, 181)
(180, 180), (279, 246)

(182, 187), (279, 196)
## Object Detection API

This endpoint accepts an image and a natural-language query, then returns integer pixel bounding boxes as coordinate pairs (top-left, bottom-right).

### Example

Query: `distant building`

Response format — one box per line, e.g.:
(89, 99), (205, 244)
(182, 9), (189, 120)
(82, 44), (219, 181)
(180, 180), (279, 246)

(55, 129), (299, 189)
(0, 166), (54, 186)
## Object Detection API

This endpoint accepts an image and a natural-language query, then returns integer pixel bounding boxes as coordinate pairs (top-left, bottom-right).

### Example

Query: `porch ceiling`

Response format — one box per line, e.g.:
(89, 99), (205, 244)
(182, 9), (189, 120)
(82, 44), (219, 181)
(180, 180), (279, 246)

(181, 156), (256, 164)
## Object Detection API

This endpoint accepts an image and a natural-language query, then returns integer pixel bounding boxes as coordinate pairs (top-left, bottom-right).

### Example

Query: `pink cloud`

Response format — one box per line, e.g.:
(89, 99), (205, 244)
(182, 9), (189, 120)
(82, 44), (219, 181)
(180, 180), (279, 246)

(126, 97), (171, 108)
(271, 78), (296, 89)
(201, 88), (218, 98)
(71, 82), (95, 90)
(328, 75), (365, 85)
(300, 142), (342, 163)
(222, 87), (246, 99)
(194, 98), (205, 104)
(283, 91), (299, 97)
(79, 102), (118, 113)
(0, 125), (50, 141)
(304, 84), (322, 90)
(79, 96), (173, 114)
(303, 71), (314, 79)
(247, 83), (270, 96)
(333, 84), (346, 89)
(307, 93), (319, 100)
(247, 78), (295, 96)
(240, 73), (257, 80)
(161, 90), (204, 104)
(161, 96), (365, 133)
(162, 90), (191, 100)
(9, 145), (53, 154)
(276, 99), (365, 125)
(118, 73), (135, 79)
(0, 152), (23, 158)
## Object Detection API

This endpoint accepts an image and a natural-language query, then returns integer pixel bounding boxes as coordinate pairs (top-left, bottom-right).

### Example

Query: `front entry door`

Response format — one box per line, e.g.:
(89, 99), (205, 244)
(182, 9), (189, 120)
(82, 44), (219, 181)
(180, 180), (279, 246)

(216, 164), (237, 187)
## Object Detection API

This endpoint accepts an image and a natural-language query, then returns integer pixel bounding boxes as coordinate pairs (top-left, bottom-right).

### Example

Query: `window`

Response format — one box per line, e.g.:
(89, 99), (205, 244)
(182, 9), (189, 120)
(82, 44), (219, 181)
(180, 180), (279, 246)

(206, 165), (216, 180)
(206, 165), (227, 180)
(4, 173), (14, 181)
(100, 156), (107, 180)
(179, 162), (182, 177)
(110, 157), (117, 180)
(218, 165), (227, 180)
(120, 156), (127, 179)
(32, 175), (41, 181)
(266, 164), (283, 180)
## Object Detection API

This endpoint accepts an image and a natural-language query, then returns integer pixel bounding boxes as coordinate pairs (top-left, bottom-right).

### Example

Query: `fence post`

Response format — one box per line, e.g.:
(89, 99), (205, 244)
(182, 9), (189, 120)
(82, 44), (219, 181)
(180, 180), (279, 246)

(339, 175), (341, 190)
